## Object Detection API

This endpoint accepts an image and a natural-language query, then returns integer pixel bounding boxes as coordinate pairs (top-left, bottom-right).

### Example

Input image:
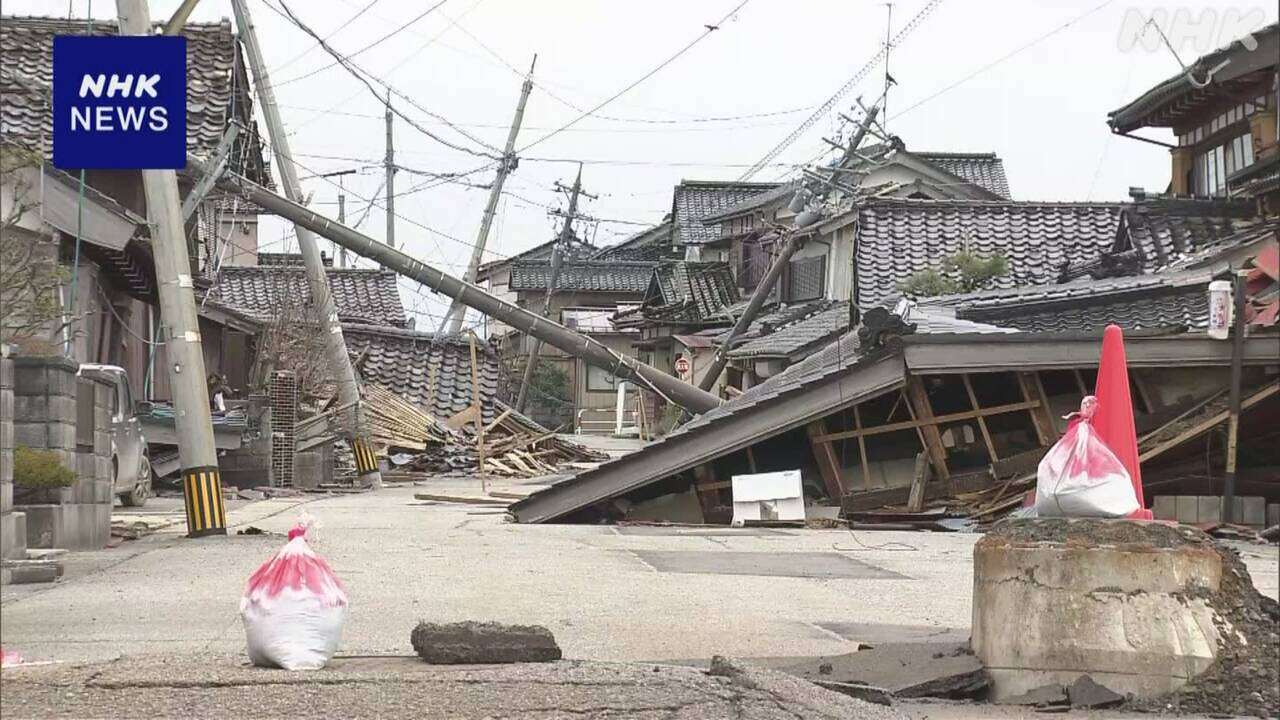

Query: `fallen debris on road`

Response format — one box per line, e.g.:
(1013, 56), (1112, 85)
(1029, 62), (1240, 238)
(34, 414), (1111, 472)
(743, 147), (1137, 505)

(411, 621), (562, 664)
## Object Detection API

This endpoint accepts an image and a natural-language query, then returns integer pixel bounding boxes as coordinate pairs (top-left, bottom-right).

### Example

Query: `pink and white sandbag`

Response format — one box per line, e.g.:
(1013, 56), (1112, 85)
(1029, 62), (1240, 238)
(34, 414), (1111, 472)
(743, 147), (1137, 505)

(1035, 396), (1140, 518)
(240, 514), (348, 670)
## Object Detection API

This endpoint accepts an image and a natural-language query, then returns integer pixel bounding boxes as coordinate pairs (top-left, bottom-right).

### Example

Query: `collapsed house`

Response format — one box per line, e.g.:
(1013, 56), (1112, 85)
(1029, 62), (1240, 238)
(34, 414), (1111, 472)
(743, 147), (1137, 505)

(511, 25), (1280, 525)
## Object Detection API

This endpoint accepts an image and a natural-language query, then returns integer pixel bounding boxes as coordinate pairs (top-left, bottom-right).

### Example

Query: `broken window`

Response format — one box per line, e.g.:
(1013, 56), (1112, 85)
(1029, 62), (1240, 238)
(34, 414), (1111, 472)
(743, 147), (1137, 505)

(786, 255), (826, 302)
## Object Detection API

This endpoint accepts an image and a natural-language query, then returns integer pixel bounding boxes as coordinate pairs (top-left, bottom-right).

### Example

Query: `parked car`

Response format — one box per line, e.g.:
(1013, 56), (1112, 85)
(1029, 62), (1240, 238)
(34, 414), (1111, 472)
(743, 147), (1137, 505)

(77, 364), (151, 507)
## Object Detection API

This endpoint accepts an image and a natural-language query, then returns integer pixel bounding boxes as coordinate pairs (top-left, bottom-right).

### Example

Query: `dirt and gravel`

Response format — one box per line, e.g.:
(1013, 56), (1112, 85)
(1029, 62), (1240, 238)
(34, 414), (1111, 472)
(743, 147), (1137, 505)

(1128, 540), (1280, 718)
(985, 517), (1209, 549)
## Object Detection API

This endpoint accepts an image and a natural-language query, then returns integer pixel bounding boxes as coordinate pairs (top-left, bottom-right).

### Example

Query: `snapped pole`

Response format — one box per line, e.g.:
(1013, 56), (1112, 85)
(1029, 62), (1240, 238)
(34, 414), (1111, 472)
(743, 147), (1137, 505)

(117, 0), (224, 537)
(188, 154), (723, 415)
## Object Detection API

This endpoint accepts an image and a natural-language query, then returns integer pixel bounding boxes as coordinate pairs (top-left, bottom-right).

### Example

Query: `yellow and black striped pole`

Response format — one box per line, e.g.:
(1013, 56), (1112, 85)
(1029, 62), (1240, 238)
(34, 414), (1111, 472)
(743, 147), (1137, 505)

(352, 437), (381, 485)
(182, 466), (227, 537)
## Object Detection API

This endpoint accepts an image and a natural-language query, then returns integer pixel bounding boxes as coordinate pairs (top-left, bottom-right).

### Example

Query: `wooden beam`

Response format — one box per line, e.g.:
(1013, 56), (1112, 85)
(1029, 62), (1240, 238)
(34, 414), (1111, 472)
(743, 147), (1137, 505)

(691, 463), (720, 518)
(1072, 369), (1089, 397)
(807, 420), (847, 499)
(1019, 371), (1058, 445)
(1139, 382), (1278, 462)
(906, 452), (930, 512)
(853, 403), (872, 490)
(1131, 370), (1158, 414)
(962, 374), (1000, 463)
(814, 399), (1041, 443)
(905, 376), (951, 481)
(468, 332), (486, 490)
(745, 446), (759, 473)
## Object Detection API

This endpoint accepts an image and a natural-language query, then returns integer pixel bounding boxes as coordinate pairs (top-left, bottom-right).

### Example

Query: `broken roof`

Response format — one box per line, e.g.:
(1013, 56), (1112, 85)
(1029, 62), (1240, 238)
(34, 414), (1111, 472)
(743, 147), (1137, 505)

(210, 265), (406, 327)
(511, 305), (1276, 523)
(727, 300), (852, 360)
(509, 260), (655, 294)
(621, 260), (740, 326)
(1108, 23), (1279, 133)
(671, 180), (780, 246)
(344, 324), (506, 422)
(0, 16), (269, 183)
(854, 198), (1126, 308)
(590, 221), (676, 262)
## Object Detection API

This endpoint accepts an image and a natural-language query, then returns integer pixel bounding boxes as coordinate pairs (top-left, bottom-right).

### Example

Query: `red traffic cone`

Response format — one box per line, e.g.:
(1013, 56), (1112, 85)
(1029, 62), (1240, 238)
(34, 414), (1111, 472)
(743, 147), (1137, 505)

(1092, 325), (1153, 520)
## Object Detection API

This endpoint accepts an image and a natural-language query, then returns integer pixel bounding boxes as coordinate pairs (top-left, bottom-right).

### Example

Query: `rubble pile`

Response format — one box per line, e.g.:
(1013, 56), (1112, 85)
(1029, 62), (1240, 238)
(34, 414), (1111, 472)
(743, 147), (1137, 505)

(356, 384), (606, 479)
(1130, 539), (1280, 718)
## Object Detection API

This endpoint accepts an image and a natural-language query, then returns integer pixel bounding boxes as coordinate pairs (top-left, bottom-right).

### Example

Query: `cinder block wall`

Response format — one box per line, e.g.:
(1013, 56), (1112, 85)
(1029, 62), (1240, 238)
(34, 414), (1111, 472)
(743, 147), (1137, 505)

(11, 356), (112, 551)
(1, 345), (27, 564)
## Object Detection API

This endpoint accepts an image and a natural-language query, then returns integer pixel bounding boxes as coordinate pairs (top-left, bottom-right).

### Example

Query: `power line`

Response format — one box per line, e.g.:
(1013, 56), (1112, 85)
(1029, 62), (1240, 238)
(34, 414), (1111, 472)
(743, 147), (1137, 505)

(269, 0), (451, 88)
(738, 0), (944, 180)
(265, 0), (382, 75)
(886, 0), (1116, 123)
(267, 0), (502, 159)
(517, 0), (754, 154)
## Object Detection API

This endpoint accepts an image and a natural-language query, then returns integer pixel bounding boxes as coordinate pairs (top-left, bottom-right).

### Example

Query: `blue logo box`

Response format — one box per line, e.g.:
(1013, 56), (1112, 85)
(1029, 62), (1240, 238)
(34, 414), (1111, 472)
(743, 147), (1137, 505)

(53, 35), (187, 170)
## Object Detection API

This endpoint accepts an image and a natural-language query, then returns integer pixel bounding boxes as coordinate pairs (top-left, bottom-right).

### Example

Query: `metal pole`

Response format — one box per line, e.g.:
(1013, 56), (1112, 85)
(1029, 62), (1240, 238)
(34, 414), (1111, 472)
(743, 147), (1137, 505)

(440, 56), (536, 334)
(516, 164), (582, 412)
(384, 90), (395, 253)
(117, 0), (224, 537)
(1222, 269), (1247, 523)
(230, 0), (382, 486)
(189, 154), (723, 415)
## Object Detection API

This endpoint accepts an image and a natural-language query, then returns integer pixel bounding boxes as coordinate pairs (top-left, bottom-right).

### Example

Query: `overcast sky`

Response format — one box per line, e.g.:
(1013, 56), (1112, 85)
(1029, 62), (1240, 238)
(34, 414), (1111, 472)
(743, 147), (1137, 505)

(14, 0), (1277, 328)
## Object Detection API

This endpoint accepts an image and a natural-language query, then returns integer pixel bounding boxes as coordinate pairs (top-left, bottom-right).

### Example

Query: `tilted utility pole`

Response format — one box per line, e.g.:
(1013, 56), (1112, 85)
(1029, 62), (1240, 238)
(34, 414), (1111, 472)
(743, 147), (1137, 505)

(515, 164), (594, 413)
(440, 56), (537, 334)
(117, 0), (224, 537)
(384, 90), (396, 253)
(698, 104), (881, 393)
(231, 0), (382, 486)
(190, 153), (723, 414)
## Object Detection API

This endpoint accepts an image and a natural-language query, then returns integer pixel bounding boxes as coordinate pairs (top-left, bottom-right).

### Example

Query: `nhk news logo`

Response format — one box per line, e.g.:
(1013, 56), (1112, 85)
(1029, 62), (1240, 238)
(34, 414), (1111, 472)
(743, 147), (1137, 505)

(53, 35), (187, 170)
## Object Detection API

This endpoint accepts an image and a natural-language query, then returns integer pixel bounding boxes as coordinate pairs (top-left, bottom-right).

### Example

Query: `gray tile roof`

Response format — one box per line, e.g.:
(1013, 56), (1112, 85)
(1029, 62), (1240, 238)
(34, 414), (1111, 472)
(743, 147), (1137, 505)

(509, 260), (655, 294)
(915, 152), (1011, 199)
(1120, 202), (1258, 272)
(590, 222), (676, 262)
(0, 16), (269, 183)
(210, 266), (406, 327)
(728, 301), (851, 359)
(936, 270), (1217, 334)
(856, 198), (1126, 308)
(641, 260), (740, 324)
(672, 181), (779, 245)
(343, 325), (506, 422)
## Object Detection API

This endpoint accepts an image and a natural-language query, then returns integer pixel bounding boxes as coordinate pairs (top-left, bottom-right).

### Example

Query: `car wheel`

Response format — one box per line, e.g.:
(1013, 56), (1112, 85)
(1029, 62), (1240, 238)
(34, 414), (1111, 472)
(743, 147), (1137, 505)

(121, 457), (151, 507)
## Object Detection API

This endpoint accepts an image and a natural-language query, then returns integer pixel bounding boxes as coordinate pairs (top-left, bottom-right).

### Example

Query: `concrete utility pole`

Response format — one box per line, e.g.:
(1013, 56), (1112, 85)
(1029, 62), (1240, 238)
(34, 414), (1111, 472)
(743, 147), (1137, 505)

(231, 0), (383, 486)
(440, 56), (537, 334)
(117, 0), (224, 537)
(515, 164), (593, 413)
(698, 104), (881, 393)
(190, 154), (723, 414)
(384, 91), (396, 253)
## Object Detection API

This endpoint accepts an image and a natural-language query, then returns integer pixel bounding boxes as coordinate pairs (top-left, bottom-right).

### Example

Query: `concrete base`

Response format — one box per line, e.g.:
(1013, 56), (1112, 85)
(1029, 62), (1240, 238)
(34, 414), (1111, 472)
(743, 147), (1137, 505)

(1, 510), (27, 561)
(973, 519), (1224, 701)
(21, 503), (110, 551)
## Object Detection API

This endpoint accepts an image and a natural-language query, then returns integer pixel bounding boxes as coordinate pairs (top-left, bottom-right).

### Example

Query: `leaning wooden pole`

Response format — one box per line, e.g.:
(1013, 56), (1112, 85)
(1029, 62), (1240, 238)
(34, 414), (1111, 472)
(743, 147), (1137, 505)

(188, 155), (723, 415)
(440, 56), (536, 334)
(1222, 269), (1247, 524)
(232, 0), (381, 486)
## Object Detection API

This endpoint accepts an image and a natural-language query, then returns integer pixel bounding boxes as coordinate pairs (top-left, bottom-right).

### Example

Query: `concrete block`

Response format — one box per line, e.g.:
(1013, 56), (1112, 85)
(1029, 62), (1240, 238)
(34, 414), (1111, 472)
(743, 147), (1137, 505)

(75, 451), (96, 478)
(1152, 496), (1176, 522)
(973, 519), (1223, 701)
(2, 559), (63, 584)
(22, 502), (108, 551)
(1, 479), (10, 514)
(1, 510), (28, 560)
(21, 503), (62, 549)
(96, 455), (112, 482)
(1240, 496), (1265, 527)
(72, 477), (94, 504)
(1268, 503), (1280, 528)
(0, 356), (12, 390)
(93, 480), (113, 504)
(0, 388), (12, 421)
(12, 366), (47, 395)
(0, 419), (12, 451)
(13, 422), (49, 448)
(1197, 496), (1221, 524)
(0, 446), (11, 482)
(94, 430), (111, 456)
(411, 622), (562, 664)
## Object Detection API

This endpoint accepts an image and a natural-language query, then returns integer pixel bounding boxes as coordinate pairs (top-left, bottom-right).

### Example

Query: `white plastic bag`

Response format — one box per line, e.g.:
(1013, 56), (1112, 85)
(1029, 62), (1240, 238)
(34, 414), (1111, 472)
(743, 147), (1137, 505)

(240, 515), (348, 670)
(1035, 396), (1139, 518)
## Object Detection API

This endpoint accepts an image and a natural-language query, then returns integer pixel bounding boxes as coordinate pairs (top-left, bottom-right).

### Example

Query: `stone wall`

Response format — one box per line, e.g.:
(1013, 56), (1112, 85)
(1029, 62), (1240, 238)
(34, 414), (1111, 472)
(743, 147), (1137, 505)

(0, 345), (26, 566)
(11, 356), (113, 551)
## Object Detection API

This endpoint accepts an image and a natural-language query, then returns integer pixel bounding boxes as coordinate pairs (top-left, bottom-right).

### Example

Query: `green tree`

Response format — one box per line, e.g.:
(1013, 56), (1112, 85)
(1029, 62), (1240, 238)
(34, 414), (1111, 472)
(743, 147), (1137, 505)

(898, 251), (1008, 297)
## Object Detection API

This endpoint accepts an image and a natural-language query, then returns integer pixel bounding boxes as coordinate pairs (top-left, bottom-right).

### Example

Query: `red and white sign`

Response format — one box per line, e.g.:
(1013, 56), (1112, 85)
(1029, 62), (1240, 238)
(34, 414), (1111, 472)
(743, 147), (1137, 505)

(674, 356), (691, 377)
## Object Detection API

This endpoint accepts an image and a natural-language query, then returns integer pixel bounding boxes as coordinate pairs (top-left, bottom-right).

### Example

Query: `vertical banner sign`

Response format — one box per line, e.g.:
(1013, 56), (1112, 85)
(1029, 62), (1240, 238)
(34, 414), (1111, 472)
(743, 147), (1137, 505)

(52, 36), (187, 170)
